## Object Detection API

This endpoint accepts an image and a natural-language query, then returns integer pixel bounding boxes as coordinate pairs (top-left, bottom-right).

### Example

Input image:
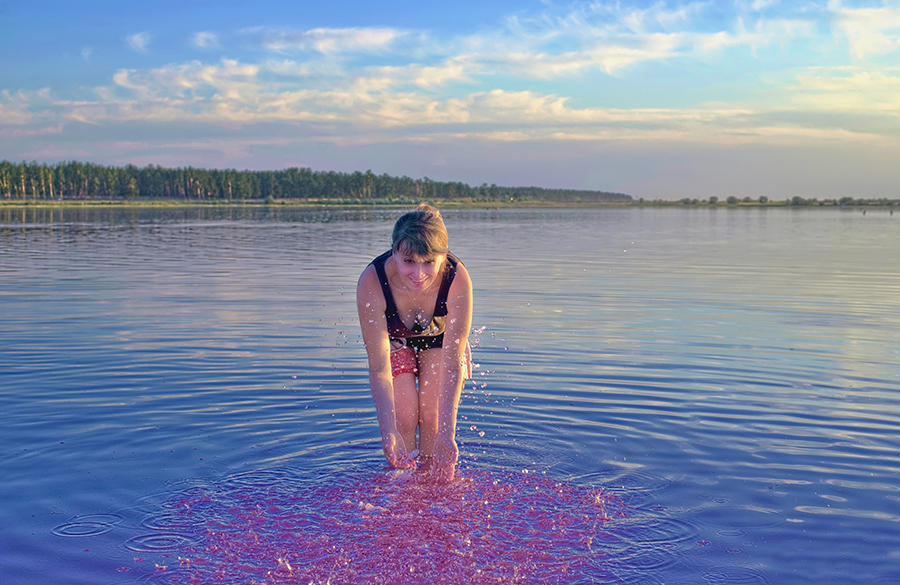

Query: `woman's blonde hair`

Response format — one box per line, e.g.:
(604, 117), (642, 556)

(392, 203), (449, 257)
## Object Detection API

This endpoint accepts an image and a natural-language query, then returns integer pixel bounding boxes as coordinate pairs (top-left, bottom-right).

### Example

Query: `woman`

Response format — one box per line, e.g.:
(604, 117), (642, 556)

(357, 204), (473, 480)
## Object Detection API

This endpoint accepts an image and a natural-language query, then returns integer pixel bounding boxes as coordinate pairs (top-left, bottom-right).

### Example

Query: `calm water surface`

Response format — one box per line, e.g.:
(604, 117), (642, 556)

(1, 206), (899, 584)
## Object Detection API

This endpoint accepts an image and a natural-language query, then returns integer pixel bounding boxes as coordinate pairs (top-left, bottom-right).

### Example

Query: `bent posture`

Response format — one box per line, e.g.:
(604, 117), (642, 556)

(357, 204), (472, 480)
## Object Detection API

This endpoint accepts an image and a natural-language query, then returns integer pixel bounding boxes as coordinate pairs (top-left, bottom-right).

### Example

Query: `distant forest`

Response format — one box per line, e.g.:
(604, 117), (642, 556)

(0, 160), (632, 204)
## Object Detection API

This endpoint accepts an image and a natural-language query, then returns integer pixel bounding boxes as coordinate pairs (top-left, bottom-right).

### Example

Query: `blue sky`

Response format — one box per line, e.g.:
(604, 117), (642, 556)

(2, 0), (899, 200)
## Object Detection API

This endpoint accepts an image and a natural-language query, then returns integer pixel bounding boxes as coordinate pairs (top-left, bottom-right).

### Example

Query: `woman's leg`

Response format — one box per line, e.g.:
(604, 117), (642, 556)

(415, 348), (442, 457)
(415, 347), (463, 481)
(393, 373), (419, 452)
(390, 346), (420, 452)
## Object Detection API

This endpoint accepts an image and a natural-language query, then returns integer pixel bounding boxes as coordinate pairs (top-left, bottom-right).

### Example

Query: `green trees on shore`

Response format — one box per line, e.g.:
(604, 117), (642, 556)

(5, 160), (894, 207)
(0, 160), (632, 204)
(670, 195), (898, 207)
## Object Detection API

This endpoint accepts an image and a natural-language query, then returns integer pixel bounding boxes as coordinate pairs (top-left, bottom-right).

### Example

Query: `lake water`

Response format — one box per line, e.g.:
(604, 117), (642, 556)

(1, 205), (899, 584)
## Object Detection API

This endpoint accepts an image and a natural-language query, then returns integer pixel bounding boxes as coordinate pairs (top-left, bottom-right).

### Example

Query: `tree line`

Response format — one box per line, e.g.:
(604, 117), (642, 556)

(0, 160), (632, 204)
(666, 195), (899, 207)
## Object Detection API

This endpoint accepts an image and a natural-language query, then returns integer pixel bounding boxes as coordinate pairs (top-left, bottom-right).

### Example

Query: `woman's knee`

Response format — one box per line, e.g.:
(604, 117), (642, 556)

(392, 373), (419, 438)
(396, 406), (419, 437)
(418, 400), (439, 430)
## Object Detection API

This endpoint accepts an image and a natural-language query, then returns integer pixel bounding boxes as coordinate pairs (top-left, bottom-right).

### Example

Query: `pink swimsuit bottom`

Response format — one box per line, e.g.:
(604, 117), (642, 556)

(390, 346), (418, 378)
(390, 342), (473, 379)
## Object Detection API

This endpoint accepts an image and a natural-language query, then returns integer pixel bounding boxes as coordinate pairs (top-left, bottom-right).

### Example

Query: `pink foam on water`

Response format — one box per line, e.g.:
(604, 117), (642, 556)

(154, 468), (625, 584)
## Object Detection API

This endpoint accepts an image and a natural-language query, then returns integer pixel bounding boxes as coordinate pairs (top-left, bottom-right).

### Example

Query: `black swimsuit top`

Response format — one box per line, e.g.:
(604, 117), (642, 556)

(371, 250), (460, 351)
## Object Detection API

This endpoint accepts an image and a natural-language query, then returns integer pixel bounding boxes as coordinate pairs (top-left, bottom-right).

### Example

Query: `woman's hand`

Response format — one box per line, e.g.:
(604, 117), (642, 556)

(431, 433), (458, 482)
(382, 430), (416, 469)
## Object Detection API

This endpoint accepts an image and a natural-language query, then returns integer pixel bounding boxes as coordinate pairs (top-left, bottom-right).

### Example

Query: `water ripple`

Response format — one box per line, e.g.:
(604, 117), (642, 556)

(693, 505), (783, 530)
(124, 532), (196, 552)
(51, 513), (124, 537)
(702, 566), (772, 585)
(6, 207), (900, 585)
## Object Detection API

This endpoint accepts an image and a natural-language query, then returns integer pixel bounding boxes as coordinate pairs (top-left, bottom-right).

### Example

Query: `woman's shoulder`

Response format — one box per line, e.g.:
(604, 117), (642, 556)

(357, 265), (388, 314)
(447, 256), (471, 292)
(358, 262), (380, 289)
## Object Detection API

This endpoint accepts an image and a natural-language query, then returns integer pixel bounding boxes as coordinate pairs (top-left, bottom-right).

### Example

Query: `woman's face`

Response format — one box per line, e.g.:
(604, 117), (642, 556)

(393, 249), (445, 291)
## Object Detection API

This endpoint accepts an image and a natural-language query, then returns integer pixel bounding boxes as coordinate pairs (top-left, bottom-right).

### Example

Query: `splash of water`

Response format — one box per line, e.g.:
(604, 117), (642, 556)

(140, 467), (626, 584)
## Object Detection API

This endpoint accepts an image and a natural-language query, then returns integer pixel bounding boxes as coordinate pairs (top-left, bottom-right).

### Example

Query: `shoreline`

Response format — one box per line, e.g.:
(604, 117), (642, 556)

(0, 199), (891, 210)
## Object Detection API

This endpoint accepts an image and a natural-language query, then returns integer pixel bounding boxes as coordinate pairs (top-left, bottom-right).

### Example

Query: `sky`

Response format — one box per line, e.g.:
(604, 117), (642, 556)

(1, 0), (899, 200)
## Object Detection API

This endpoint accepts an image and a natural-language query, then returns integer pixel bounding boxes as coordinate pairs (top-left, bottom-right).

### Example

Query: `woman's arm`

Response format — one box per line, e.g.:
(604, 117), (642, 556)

(432, 263), (473, 477)
(357, 265), (415, 468)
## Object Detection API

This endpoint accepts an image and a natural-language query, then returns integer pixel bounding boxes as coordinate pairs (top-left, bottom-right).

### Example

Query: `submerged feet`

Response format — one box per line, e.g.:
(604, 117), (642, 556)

(384, 432), (458, 483)
(413, 457), (455, 483)
(382, 431), (417, 469)
(418, 435), (459, 483)
(387, 450), (457, 484)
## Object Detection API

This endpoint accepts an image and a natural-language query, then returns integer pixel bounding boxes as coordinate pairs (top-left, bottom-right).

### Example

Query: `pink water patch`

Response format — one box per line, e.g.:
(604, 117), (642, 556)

(147, 468), (626, 584)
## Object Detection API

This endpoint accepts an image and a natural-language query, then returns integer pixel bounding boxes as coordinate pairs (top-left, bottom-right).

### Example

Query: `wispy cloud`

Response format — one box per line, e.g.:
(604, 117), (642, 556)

(126, 32), (153, 54)
(829, 0), (900, 60)
(0, 124), (63, 139)
(0, 89), (36, 124)
(750, 0), (781, 11)
(412, 58), (475, 88)
(789, 66), (900, 113)
(455, 1), (812, 79)
(192, 31), (222, 50)
(241, 26), (407, 54)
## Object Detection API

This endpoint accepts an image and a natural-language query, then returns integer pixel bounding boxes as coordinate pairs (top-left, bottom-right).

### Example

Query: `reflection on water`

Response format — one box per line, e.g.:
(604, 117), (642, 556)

(2, 206), (900, 584)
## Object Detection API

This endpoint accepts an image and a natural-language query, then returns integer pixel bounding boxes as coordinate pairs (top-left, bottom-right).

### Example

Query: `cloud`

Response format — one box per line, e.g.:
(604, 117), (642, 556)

(242, 26), (406, 54)
(468, 1), (813, 79)
(829, 1), (900, 60)
(23, 53), (889, 152)
(0, 124), (62, 139)
(413, 59), (475, 88)
(745, 0), (781, 11)
(0, 90), (35, 124)
(126, 32), (153, 54)
(788, 66), (900, 112)
(192, 31), (221, 50)
(15, 145), (93, 160)
(6, 0), (900, 167)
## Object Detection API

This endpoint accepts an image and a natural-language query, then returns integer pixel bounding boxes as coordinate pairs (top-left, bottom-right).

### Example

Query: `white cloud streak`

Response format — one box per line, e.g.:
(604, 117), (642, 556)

(242, 26), (406, 54)
(829, 0), (900, 60)
(192, 31), (221, 50)
(126, 32), (153, 54)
